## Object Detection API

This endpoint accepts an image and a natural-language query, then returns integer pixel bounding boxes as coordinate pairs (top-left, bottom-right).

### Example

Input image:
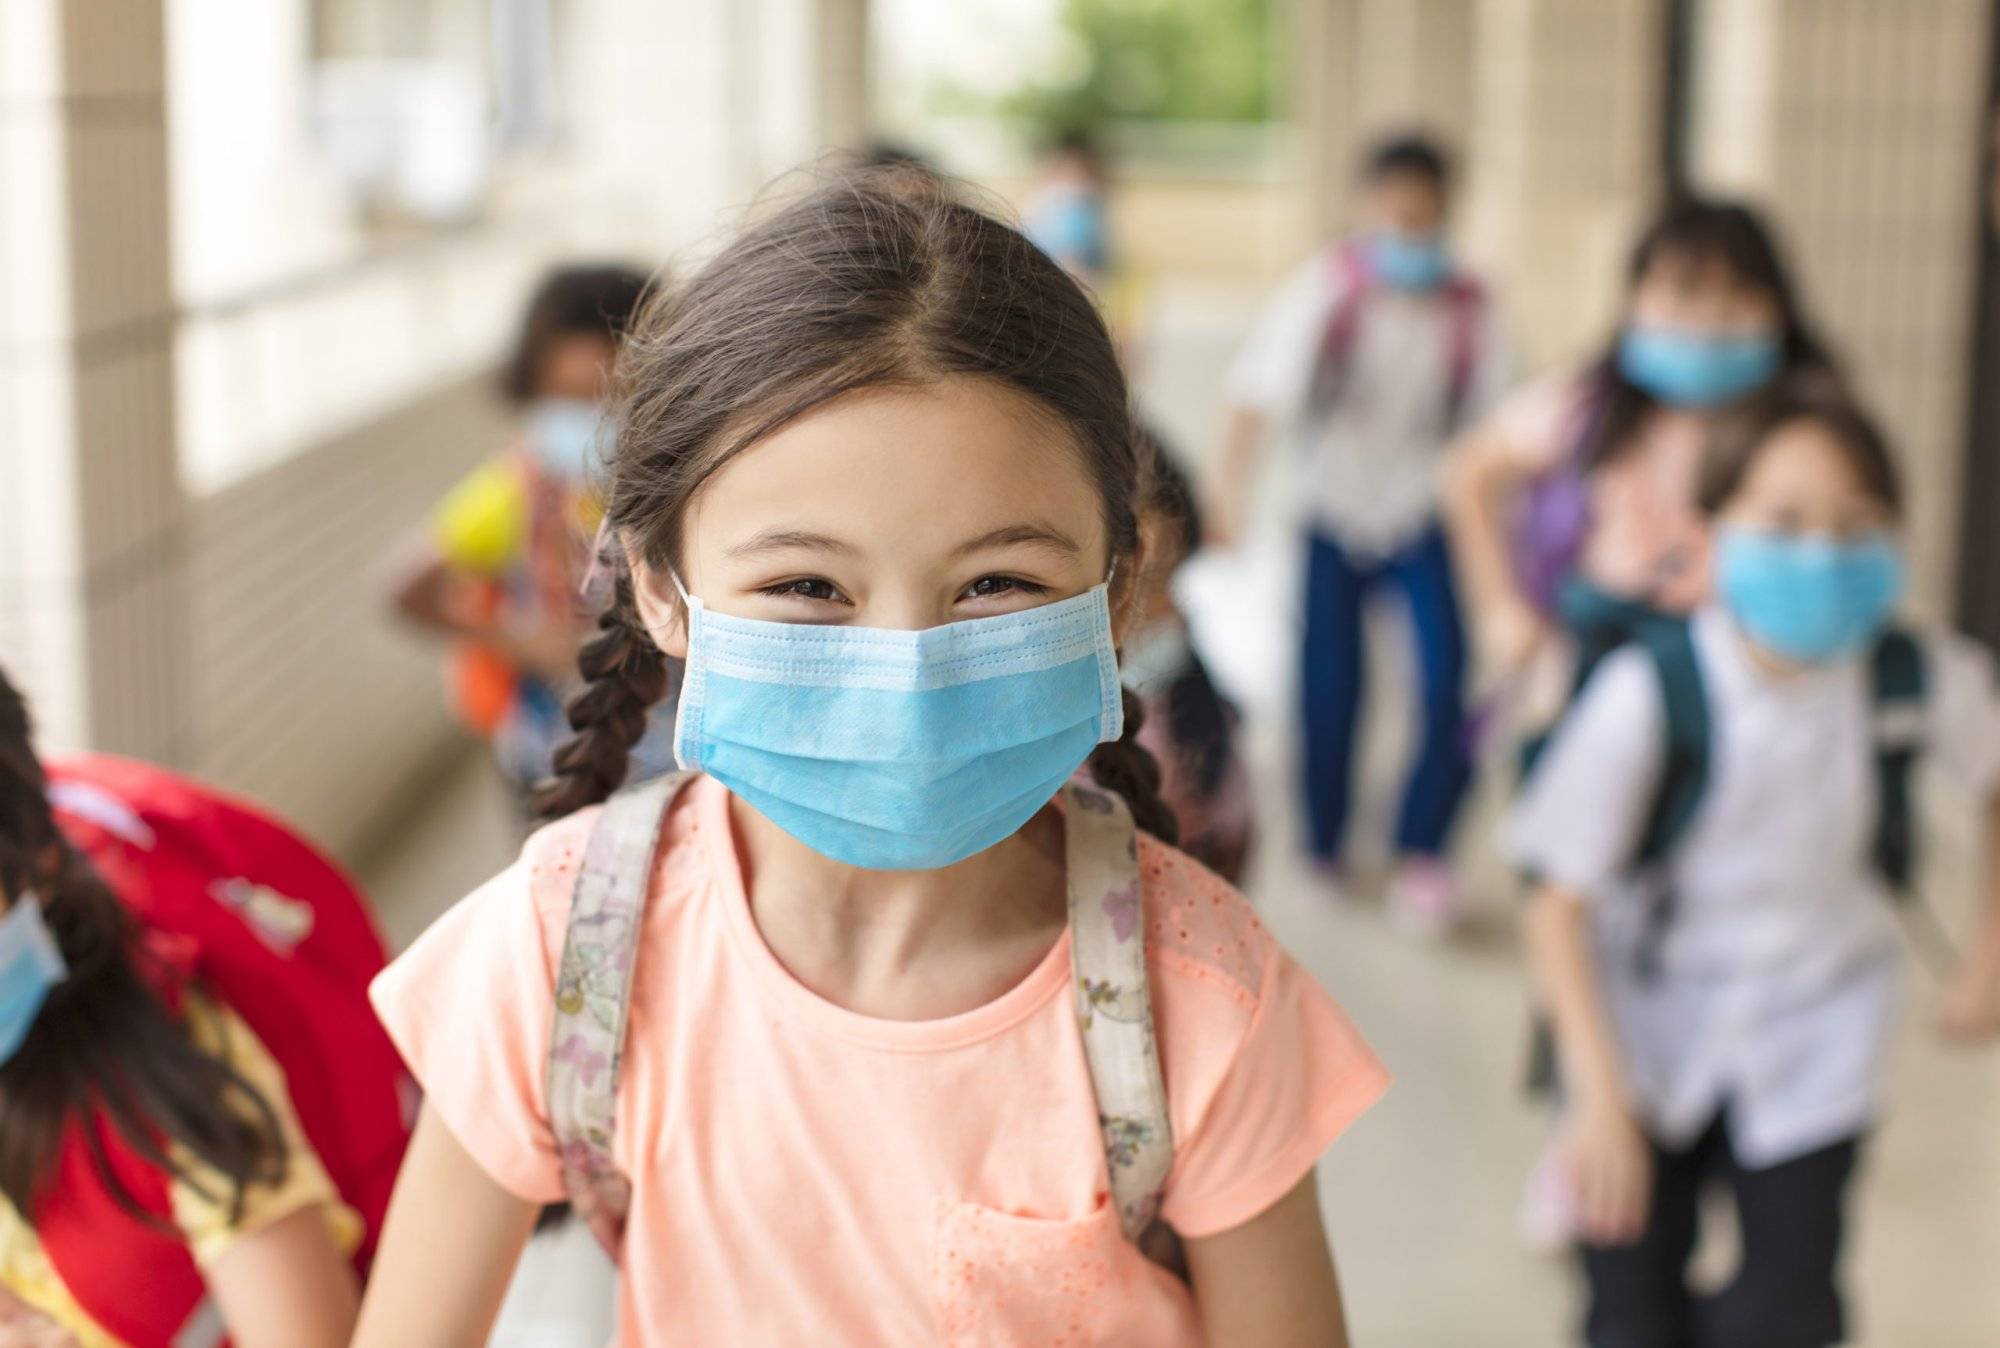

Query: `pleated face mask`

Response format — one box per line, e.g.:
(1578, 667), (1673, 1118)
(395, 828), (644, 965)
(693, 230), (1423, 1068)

(672, 579), (1124, 871)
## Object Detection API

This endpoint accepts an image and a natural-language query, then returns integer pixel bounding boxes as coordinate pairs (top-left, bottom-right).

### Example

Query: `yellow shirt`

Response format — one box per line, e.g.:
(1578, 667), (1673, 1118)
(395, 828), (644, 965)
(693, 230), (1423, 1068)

(0, 996), (361, 1347)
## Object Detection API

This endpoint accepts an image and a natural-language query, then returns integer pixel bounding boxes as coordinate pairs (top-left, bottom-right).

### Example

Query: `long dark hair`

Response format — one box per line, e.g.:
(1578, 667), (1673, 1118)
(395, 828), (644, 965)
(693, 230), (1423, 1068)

(1581, 196), (1836, 473)
(0, 670), (288, 1224)
(533, 169), (1178, 843)
(499, 264), (654, 406)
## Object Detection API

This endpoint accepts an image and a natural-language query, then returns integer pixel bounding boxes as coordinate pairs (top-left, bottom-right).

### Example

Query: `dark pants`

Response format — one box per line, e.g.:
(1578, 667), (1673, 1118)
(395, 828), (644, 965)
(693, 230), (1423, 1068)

(1581, 1116), (1861, 1348)
(1300, 524), (1469, 861)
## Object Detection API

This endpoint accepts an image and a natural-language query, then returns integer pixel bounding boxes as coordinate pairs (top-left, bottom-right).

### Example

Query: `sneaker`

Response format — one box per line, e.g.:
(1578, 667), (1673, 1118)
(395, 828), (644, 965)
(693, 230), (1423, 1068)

(1389, 857), (1459, 937)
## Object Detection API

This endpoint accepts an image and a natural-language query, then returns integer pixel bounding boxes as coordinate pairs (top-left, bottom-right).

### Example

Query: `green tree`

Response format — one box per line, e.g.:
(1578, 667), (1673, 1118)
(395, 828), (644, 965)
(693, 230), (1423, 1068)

(989, 0), (1279, 137)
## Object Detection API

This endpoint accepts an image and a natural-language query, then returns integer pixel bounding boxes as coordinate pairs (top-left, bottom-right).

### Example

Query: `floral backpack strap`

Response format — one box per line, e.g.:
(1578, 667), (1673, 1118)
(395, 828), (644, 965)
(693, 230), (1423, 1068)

(1063, 781), (1184, 1273)
(547, 769), (697, 1257)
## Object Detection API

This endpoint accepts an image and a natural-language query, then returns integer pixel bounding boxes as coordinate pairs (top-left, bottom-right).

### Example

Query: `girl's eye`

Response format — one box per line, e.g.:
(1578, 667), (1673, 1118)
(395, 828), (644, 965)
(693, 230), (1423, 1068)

(961, 575), (1049, 601)
(759, 577), (846, 603)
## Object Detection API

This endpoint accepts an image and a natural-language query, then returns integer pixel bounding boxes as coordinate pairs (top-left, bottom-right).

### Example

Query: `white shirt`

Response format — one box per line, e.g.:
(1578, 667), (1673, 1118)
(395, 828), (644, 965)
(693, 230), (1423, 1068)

(1226, 248), (1514, 554)
(1508, 607), (2000, 1166)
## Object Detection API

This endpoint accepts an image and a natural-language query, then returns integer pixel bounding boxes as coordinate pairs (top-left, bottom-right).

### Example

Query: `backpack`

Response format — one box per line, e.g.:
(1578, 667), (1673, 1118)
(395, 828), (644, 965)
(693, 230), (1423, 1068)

(1617, 619), (1930, 981)
(1523, 622), (1930, 1095)
(544, 772), (1186, 1275)
(1307, 241), (1485, 430)
(38, 755), (413, 1348)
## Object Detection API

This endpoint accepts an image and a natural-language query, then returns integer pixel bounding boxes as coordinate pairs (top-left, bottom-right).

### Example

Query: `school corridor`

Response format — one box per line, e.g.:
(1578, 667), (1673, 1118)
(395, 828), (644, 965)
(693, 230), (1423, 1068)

(7, 0), (2000, 1343)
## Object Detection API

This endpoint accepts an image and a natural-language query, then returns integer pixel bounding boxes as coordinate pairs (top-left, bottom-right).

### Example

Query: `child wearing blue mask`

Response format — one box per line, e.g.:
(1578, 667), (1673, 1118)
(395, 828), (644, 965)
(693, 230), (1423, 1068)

(389, 264), (678, 822)
(1446, 198), (1837, 703)
(357, 169), (1388, 1348)
(1510, 385), (2000, 1346)
(1206, 131), (1515, 931)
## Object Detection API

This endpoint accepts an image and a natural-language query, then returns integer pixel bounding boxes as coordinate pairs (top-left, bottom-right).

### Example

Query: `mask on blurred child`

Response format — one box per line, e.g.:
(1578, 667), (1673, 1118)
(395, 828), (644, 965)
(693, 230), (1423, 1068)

(1715, 526), (1904, 665)
(0, 894), (66, 1066)
(1364, 232), (1451, 292)
(527, 399), (610, 479)
(1618, 327), (1781, 409)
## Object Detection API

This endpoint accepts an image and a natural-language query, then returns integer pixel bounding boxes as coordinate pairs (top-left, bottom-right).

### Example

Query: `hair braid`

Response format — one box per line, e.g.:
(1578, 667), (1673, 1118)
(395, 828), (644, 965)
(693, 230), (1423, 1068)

(533, 567), (670, 821)
(1087, 685), (1179, 845)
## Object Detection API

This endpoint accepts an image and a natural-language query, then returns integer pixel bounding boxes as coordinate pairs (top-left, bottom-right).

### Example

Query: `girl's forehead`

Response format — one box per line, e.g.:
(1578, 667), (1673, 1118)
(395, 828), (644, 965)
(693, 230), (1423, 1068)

(686, 380), (1109, 551)
(1743, 420), (1876, 503)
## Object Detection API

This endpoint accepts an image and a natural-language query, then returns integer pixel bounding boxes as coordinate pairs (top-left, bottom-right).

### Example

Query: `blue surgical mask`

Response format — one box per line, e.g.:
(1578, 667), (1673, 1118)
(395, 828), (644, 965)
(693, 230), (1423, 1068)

(673, 582), (1124, 871)
(526, 399), (609, 479)
(0, 893), (67, 1067)
(1364, 232), (1450, 291)
(1618, 327), (1782, 408)
(1716, 526), (1905, 665)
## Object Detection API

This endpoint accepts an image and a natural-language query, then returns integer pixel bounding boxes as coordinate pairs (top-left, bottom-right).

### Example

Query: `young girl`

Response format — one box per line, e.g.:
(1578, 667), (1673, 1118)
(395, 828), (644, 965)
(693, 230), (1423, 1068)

(1511, 386), (2000, 1346)
(357, 171), (1388, 1346)
(0, 670), (400, 1348)
(1446, 197), (1835, 695)
(390, 264), (676, 822)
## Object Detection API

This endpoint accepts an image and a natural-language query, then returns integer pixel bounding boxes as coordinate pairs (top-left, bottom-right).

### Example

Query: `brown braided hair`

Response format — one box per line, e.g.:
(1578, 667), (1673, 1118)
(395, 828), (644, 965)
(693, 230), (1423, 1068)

(534, 167), (1177, 846)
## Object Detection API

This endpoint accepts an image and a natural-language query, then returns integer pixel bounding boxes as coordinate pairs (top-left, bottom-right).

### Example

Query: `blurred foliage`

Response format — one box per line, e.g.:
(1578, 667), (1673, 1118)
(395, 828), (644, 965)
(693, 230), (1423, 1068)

(944, 0), (1278, 138)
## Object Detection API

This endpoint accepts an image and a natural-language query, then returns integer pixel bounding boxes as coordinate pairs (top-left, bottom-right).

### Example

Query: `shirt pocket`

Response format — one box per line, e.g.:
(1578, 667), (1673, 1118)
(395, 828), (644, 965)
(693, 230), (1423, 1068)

(930, 1194), (1195, 1348)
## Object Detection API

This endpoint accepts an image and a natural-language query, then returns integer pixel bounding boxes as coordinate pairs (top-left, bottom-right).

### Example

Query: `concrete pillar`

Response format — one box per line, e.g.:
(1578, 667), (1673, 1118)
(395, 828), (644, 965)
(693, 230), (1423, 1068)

(1688, 0), (1992, 618)
(0, 0), (187, 758)
(1292, 0), (1477, 244)
(1464, 0), (1668, 368)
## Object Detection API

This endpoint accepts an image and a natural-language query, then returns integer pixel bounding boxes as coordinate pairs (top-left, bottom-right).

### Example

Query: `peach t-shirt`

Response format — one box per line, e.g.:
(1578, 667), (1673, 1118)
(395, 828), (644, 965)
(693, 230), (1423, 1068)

(371, 776), (1387, 1346)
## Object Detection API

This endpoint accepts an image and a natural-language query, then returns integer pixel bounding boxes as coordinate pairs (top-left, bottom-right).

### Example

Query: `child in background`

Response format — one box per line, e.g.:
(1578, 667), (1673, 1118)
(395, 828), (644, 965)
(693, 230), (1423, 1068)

(355, 170), (1386, 1347)
(0, 668), (410, 1348)
(1021, 128), (1112, 282)
(1446, 198), (1836, 699)
(1206, 132), (1514, 931)
(1511, 386), (2000, 1347)
(1125, 436), (1253, 884)
(391, 264), (675, 822)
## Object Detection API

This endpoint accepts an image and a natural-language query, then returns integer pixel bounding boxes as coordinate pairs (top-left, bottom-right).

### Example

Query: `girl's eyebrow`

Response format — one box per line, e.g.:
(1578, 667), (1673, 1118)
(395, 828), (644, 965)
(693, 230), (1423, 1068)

(726, 529), (857, 559)
(951, 523), (1082, 559)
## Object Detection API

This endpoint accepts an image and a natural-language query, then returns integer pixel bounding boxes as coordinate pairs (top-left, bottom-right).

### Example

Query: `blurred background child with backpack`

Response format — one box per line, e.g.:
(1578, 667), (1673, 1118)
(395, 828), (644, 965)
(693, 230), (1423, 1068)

(1204, 131), (1515, 932)
(1509, 384), (2000, 1347)
(389, 264), (676, 826)
(0, 666), (411, 1348)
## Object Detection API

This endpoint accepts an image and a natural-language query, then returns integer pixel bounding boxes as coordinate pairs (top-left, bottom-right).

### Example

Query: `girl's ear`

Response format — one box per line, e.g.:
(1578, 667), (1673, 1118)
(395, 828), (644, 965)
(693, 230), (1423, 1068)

(1109, 533), (1152, 651)
(627, 553), (689, 660)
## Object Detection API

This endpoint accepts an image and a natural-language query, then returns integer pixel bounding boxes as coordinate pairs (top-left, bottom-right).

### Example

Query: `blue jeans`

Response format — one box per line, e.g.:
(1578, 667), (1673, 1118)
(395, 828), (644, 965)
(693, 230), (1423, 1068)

(1301, 524), (1470, 861)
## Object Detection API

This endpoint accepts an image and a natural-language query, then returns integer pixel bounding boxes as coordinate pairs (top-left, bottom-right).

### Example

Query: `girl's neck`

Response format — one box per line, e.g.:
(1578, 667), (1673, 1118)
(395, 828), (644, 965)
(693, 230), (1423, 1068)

(727, 793), (1068, 1021)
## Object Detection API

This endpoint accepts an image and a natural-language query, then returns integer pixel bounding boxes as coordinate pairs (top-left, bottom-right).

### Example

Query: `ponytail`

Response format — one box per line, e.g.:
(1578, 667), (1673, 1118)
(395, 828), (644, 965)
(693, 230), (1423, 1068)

(1087, 685), (1180, 846)
(533, 566), (671, 821)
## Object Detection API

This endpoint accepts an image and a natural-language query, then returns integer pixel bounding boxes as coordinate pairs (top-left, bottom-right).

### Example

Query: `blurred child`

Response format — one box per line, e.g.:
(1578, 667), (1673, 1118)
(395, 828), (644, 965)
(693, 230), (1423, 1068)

(355, 170), (1385, 1347)
(1021, 128), (1111, 282)
(1446, 197), (1836, 700)
(1126, 438), (1253, 884)
(0, 668), (411, 1348)
(391, 264), (674, 821)
(1207, 132), (1514, 930)
(1511, 386), (2000, 1346)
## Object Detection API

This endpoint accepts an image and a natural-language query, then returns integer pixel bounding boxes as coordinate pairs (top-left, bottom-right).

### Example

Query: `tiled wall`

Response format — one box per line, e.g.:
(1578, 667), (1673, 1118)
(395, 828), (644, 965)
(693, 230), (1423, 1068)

(1691, 0), (1992, 617)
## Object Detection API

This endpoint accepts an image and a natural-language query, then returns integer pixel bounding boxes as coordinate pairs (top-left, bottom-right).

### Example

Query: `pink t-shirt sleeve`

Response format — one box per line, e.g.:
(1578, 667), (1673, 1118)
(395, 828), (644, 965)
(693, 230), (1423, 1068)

(369, 814), (596, 1203)
(1139, 845), (1387, 1240)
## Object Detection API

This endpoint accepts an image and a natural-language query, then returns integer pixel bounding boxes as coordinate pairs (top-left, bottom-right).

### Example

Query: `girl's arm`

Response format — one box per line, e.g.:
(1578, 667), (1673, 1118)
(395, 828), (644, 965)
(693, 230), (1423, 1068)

(352, 1105), (540, 1348)
(206, 1205), (358, 1348)
(1939, 788), (2000, 1042)
(1441, 420), (1552, 677)
(1522, 882), (1650, 1245)
(1183, 1172), (1348, 1348)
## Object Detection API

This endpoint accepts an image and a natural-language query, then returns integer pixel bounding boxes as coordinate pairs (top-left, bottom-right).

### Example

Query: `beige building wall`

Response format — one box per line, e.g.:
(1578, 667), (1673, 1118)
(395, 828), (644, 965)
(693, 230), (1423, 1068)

(1689, 0), (1992, 617)
(0, 0), (186, 762)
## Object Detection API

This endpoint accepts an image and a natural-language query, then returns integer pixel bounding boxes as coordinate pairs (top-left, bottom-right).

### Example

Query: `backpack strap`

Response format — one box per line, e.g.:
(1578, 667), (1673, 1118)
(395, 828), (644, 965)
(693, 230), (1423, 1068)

(1306, 244), (1371, 418)
(1629, 617), (1712, 982)
(1870, 627), (1926, 895)
(1440, 275), (1485, 430)
(547, 769), (698, 1256)
(1062, 780), (1184, 1274)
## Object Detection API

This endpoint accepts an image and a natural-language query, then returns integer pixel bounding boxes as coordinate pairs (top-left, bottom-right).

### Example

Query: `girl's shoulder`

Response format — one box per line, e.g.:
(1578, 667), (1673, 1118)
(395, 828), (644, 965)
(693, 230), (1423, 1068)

(1132, 833), (1274, 1011)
